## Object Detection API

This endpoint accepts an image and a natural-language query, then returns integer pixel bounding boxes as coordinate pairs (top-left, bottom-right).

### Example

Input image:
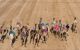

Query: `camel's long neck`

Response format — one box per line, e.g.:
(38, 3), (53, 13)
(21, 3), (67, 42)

(35, 25), (37, 30)
(10, 25), (13, 30)
(39, 20), (42, 24)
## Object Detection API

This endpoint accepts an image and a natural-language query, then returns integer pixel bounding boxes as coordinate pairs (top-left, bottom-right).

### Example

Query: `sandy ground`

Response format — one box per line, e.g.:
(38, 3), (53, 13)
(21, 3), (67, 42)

(0, 0), (80, 50)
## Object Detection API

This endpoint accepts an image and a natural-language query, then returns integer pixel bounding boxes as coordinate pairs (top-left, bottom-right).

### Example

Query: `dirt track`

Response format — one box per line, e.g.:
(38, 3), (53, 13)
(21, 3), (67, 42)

(0, 0), (80, 50)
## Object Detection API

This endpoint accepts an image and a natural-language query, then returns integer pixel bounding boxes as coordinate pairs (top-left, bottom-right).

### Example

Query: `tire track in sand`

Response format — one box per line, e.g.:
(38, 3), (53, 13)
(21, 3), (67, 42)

(11, 0), (31, 26)
(0, 0), (17, 17)
(0, 0), (26, 25)
(0, 0), (10, 8)
(13, 0), (38, 26)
